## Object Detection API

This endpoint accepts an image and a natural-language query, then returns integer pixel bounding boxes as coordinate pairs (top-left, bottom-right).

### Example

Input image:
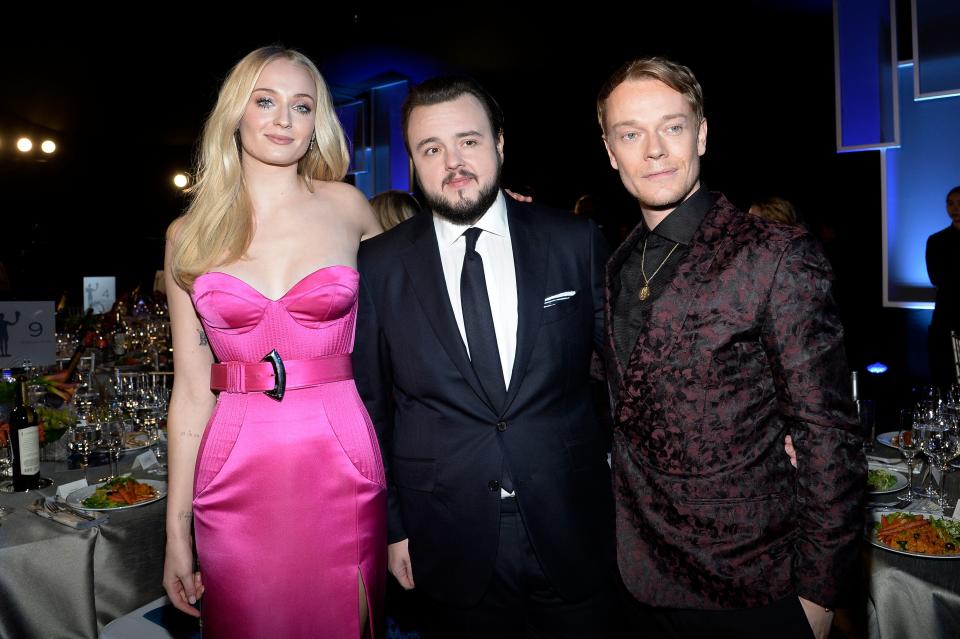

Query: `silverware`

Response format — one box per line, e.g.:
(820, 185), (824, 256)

(60, 502), (98, 521)
(867, 494), (914, 509)
(44, 498), (97, 521)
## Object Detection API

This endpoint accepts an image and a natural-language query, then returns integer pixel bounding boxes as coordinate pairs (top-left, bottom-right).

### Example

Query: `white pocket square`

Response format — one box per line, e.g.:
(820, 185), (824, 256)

(543, 290), (576, 307)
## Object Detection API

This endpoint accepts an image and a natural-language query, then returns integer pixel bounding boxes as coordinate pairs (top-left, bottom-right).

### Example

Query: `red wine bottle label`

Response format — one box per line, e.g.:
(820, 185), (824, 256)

(18, 426), (40, 475)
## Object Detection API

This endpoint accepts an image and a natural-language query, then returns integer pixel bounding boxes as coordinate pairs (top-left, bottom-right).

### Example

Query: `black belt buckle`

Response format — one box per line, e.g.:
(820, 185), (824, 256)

(261, 349), (286, 401)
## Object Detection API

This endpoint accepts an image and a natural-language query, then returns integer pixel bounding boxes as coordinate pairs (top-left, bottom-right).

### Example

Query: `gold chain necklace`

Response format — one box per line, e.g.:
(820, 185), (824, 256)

(639, 237), (680, 301)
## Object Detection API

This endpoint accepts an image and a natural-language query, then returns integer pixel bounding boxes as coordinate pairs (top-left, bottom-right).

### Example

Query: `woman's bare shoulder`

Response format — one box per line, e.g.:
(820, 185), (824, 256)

(312, 180), (368, 208)
(310, 181), (378, 233)
(166, 215), (188, 242)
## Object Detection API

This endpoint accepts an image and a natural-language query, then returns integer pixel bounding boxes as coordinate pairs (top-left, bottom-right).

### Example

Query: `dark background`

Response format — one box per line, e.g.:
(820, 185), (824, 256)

(0, 2), (938, 410)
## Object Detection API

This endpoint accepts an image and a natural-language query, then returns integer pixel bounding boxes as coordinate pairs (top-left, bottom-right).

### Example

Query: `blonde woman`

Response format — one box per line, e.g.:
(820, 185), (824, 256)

(162, 47), (384, 638)
(369, 190), (421, 231)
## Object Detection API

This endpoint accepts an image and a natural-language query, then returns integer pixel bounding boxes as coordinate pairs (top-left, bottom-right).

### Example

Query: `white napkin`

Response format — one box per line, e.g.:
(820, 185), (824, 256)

(56, 479), (88, 500)
(131, 450), (159, 471)
(29, 498), (108, 529)
(905, 498), (942, 514)
(866, 456), (909, 472)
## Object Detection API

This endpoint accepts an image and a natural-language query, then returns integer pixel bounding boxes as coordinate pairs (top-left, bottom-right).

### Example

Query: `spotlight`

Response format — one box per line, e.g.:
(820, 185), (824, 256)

(173, 173), (189, 188)
(17, 137), (33, 152)
(41, 140), (57, 154)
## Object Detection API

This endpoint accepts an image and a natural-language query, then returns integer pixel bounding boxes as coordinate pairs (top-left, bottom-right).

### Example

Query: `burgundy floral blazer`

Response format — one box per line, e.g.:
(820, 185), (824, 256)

(605, 193), (865, 609)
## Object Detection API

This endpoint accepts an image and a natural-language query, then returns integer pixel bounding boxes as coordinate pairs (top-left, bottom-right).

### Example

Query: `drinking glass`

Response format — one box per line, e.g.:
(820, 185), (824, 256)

(894, 409), (921, 500)
(918, 414), (960, 511)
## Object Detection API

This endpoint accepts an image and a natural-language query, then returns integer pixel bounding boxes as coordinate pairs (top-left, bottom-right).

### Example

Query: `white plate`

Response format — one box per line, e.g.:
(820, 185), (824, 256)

(875, 431), (897, 449)
(66, 479), (167, 511)
(875, 431), (960, 468)
(868, 510), (960, 559)
(867, 465), (908, 494)
(121, 431), (153, 453)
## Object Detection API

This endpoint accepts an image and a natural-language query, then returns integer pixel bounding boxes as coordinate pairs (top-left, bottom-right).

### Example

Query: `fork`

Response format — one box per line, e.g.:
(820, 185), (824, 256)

(44, 499), (97, 521)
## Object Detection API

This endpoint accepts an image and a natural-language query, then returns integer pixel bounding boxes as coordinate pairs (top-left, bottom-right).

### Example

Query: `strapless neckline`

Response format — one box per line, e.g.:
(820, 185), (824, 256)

(196, 264), (358, 302)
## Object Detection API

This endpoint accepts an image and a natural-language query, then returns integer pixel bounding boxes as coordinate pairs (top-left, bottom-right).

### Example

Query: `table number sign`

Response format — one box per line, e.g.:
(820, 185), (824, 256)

(83, 277), (116, 315)
(0, 301), (56, 367)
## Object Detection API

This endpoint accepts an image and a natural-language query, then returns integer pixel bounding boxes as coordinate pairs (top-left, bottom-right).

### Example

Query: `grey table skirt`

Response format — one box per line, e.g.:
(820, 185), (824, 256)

(862, 445), (960, 639)
(0, 461), (166, 639)
(864, 544), (960, 639)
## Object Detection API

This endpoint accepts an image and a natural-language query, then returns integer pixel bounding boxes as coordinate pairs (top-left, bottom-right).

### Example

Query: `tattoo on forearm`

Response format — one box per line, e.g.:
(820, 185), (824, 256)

(179, 430), (202, 439)
(178, 511), (193, 521)
(197, 329), (208, 346)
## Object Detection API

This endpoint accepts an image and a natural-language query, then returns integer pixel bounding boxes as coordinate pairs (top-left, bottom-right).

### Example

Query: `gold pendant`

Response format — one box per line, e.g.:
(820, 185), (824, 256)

(639, 284), (650, 301)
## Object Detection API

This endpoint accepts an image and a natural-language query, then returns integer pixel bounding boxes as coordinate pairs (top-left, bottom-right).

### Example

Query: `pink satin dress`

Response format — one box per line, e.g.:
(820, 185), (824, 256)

(190, 265), (386, 638)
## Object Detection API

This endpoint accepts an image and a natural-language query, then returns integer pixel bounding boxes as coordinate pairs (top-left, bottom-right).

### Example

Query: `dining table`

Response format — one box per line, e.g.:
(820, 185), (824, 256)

(0, 433), (958, 639)
(855, 434), (960, 639)
(0, 453), (169, 639)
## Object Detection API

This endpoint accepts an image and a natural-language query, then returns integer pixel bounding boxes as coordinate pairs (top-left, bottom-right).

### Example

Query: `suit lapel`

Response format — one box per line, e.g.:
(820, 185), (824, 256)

(399, 214), (492, 410)
(503, 200), (548, 412)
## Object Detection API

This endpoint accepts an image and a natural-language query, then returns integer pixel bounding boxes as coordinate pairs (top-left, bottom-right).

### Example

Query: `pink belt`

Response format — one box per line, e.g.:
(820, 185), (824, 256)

(210, 349), (352, 402)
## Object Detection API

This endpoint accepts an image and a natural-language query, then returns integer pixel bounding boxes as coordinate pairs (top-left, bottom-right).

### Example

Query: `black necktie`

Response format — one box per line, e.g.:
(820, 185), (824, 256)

(461, 227), (507, 411)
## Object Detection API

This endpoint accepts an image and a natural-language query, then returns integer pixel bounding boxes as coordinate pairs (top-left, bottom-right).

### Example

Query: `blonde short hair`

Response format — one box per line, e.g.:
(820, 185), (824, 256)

(597, 57), (704, 134)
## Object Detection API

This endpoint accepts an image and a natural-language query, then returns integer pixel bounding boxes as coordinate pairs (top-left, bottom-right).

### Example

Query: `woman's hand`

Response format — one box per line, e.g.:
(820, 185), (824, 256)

(163, 536), (204, 617)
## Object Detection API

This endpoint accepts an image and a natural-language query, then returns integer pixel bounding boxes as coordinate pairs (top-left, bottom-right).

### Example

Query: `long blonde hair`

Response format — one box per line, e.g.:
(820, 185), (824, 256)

(170, 46), (349, 291)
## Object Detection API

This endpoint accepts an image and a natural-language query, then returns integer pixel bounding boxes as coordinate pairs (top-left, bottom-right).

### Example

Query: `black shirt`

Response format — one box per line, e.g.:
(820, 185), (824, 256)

(613, 187), (713, 366)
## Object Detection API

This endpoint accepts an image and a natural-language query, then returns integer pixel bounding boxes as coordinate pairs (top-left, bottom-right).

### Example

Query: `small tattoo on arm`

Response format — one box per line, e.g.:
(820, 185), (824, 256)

(178, 511), (193, 521)
(197, 329), (208, 346)
(179, 431), (202, 439)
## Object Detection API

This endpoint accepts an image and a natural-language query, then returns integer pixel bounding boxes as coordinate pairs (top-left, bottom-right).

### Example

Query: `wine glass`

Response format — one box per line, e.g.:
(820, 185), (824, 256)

(918, 413), (960, 511)
(0, 443), (12, 516)
(98, 417), (126, 481)
(915, 388), (941, 423)
(142, 373), (170, 461)
(913, 397), (942, 498)
(67, 423), (100, 469)
(857, 399), (876, 452)
(0, 440), (12, 479)
(894, 409), (921, 501)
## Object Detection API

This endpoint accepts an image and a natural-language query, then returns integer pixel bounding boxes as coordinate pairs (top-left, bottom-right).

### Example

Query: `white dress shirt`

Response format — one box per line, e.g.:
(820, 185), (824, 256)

(433, 191), (518, 388)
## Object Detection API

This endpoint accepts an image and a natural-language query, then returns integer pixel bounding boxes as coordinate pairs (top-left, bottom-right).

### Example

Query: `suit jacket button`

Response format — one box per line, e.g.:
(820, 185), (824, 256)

(496, 421), (507, 432)
(488, 480), (500, 491)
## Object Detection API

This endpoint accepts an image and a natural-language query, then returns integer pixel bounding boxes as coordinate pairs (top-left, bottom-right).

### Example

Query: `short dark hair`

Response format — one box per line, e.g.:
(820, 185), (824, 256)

(401, 76), (504, 152)
(948, 185), (960, 201)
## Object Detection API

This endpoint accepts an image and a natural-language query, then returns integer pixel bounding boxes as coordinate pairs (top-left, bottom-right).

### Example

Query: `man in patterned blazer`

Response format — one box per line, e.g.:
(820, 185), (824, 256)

(598, 57), (865, 639)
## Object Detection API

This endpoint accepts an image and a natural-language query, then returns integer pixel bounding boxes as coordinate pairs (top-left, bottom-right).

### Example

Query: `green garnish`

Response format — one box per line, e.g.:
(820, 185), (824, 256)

(868, 468), (898, 491)
(931, 518), (960, 543)
(80, 490), (114, 509)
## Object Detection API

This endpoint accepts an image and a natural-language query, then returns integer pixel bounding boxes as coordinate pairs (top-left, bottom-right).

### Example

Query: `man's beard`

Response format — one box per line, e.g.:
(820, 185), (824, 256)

(419, 163), (503, 226)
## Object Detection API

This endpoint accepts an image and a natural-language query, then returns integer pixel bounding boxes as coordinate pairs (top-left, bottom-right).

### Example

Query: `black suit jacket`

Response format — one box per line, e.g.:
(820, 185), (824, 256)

(353, 197), (615, 606)
(926, 225), (960, 329)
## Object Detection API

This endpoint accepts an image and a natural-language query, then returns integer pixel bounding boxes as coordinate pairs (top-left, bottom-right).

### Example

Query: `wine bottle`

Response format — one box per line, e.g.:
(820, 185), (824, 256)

(10, 376), (40, 491)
